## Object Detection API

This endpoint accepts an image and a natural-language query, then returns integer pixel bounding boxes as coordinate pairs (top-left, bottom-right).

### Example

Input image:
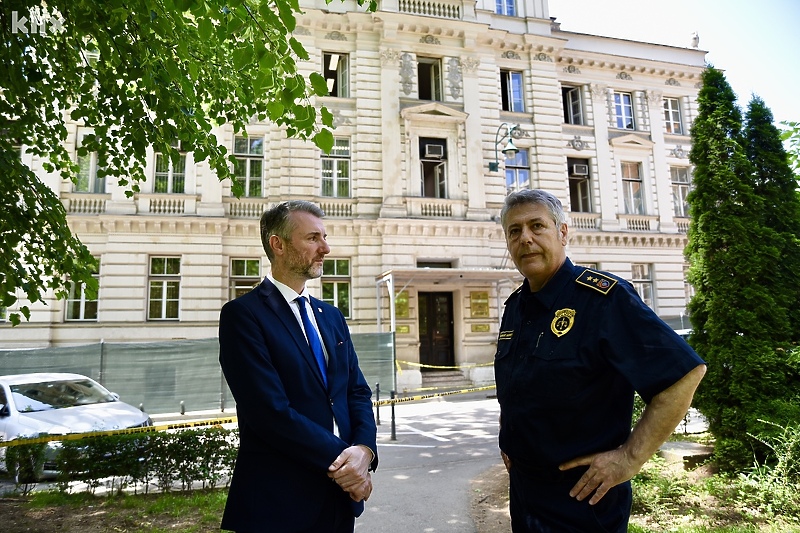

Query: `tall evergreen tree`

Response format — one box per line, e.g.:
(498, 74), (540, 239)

(686, 67), (793, 471)
(744, 97), (800, 340)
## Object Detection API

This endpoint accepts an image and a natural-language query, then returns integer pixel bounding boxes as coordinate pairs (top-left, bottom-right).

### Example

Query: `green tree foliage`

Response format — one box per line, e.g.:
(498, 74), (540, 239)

(0, 0), (374, 325)
(744, 97), (800, 338)
(687, 67), (800, 472)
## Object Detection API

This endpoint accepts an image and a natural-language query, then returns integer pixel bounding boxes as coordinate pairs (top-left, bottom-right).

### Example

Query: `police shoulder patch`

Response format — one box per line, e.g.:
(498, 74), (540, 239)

(576, 269), (618, 295)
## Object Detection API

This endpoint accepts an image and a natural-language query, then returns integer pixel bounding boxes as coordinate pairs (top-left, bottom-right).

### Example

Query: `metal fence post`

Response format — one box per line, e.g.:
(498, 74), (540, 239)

(390, 390), (397, 441)
(375, 382), (380, 426)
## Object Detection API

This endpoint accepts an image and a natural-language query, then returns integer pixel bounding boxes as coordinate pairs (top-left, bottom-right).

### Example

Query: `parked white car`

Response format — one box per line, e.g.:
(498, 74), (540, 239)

(0, 372), (152, 477)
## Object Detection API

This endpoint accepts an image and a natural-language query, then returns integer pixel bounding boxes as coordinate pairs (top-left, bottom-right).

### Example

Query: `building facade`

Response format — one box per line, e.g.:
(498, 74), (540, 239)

(1, 0), (705, 389)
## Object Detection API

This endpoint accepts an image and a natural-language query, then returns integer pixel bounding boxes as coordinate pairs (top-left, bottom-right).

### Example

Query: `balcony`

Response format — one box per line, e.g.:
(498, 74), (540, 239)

(381, 0), (468, 20)
(569, 212), (600, 230)
(62, 193), (109, 214)
(137, 194), (199, 215)
(224, 197), (269, 219)
(618, 214), (659, 232)
(406, 197), (465, 218)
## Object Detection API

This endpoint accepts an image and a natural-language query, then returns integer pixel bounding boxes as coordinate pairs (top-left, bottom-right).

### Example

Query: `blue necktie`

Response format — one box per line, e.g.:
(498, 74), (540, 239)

(296, 296), (327, 387)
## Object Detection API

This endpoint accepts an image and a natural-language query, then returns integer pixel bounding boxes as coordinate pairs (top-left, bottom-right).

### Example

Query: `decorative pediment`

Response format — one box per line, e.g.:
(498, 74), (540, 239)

(400, 102), (468, 123)
(609, 133), (654, 149)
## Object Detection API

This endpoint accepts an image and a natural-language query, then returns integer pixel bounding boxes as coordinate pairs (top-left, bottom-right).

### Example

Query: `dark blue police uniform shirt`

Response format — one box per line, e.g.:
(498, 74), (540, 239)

(495, 258), (704, 473)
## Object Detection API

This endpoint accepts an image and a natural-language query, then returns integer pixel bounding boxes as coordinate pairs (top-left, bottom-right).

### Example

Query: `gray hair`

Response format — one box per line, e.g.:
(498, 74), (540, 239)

(500, 189), (566, 229)
(260, 200), (325, 261)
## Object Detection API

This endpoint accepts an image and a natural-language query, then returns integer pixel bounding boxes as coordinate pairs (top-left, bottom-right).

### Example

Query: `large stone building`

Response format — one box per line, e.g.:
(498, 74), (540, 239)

(1, 0), (705, 389)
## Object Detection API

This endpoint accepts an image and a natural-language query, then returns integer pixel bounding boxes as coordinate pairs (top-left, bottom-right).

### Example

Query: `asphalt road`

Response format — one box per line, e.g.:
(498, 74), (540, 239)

(356, 393), (503, 532)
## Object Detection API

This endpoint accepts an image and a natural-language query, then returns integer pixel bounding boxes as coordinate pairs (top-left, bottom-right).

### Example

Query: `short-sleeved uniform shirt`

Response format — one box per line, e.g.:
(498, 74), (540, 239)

(495, 258), (704, 473)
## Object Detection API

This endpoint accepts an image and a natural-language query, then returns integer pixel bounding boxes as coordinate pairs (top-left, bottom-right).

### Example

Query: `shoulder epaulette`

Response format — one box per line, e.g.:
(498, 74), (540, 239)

(576, 269), (617, 295)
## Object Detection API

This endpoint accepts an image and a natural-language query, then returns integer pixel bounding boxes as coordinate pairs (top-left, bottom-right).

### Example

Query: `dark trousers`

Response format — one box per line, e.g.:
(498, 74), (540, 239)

(233, 488), (355, 533)
(509, 465), (631, 533)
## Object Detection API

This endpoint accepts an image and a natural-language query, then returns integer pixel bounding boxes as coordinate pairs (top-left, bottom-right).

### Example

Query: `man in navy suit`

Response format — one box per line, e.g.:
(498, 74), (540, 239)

(219, 200), (378, 533)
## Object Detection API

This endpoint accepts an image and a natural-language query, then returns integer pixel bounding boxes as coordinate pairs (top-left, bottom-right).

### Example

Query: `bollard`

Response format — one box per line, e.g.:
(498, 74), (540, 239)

(390, 390), (397, 441)
(139, 403), (145, 412)
(180, 401), (185, 415)
(375, 382), (381, 426)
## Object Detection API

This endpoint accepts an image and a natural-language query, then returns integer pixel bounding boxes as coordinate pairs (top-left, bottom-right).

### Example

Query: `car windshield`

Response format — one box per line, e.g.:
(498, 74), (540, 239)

(10, 379), (116, 412)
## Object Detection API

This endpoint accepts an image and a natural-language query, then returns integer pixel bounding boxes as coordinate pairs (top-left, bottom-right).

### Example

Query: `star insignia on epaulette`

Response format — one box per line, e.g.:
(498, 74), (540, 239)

(576, 269), (617, 295)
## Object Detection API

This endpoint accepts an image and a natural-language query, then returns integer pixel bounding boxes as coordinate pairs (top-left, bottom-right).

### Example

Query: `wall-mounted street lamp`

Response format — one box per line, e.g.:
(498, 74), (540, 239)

(488, 123), (521, 172)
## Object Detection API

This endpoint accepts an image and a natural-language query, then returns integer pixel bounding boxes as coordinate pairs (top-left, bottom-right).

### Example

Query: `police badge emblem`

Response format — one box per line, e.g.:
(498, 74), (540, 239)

(551, 308), (576, 337)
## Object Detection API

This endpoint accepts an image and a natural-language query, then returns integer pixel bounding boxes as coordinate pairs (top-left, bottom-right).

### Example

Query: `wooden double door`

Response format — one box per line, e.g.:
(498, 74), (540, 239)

(418, 292), (454, 370)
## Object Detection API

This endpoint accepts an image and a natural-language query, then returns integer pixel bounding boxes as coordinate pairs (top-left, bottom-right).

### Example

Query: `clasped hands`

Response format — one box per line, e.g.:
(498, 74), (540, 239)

(327, 445), (373, 502)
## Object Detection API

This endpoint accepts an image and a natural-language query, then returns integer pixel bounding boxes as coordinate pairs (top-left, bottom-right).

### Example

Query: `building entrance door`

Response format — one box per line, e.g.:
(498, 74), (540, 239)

(418, 292), (454, 370)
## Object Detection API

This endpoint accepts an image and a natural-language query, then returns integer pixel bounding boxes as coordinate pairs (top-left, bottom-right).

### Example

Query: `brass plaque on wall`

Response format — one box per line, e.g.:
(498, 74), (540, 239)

(470, 291), (490, 318)
(471, 323), (490, 333)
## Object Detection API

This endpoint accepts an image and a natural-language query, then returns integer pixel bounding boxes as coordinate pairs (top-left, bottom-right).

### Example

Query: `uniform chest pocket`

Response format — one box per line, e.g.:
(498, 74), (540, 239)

(528, 338), (586, 401)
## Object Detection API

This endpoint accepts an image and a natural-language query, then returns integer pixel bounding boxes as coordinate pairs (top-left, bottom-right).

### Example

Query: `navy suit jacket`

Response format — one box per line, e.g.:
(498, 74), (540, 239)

(219, 278), (378, 532)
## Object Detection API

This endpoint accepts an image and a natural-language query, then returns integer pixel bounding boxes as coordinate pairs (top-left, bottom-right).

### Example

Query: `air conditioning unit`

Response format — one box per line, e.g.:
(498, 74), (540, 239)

(424, 144), (444, 158)
(571, 163), (589, 176)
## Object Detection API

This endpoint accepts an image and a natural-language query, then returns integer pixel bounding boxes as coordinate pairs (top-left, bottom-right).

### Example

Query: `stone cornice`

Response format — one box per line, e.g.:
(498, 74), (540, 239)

(569, 232), (687, 249)
(377, 219), (503, 240)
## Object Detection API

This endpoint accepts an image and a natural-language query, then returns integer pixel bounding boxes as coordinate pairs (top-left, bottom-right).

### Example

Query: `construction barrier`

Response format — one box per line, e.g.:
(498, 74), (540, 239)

(0, 385), (496, 448)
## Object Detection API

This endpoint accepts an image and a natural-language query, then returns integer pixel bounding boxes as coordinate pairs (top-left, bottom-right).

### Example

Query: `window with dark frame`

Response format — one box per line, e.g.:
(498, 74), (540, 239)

(562, 86), (584, 125)
(323, 52), (349, 98)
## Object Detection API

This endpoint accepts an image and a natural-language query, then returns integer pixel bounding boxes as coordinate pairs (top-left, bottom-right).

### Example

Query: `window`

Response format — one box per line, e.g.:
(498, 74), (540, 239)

(663, 97), (683, 134)
(230, 258), (261, 300)
(148, 257), (180, 320)
(671, 166), (691, 217)
(66, 262), (99, 321)
(154, 141), (186, 194)
(562, 86), (584, 125)
(75, 134), (105, 193)
(0, 307), (6, 322)
(419, 137), (447, 198)
(631, 263), (654, 308)
(496, 0), (515, 16)
(322, 259), (351, 318)
(568, 158), (591, 212)
(500, 70), (524, 112)
(613, 92), (635, 130)
(323, 52), (349, 98)
(234, 136), (264, 197)
(505, 149), (529, 194)
(621, 162), (644, 215)
(321, 137), (351, 198)
(418, 57), (442, 101)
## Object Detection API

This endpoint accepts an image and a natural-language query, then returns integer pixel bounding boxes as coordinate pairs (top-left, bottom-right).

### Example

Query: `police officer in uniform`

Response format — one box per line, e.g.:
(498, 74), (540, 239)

(495, 189), (706, 532)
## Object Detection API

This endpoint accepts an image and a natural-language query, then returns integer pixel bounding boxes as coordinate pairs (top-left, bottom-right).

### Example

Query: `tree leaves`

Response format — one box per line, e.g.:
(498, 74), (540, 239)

(0, 0), (374, 324)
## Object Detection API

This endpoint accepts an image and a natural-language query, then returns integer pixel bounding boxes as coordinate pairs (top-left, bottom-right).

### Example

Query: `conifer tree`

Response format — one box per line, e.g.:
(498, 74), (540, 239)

(744, 97), (800, 339)
(686, 67), (792, 471)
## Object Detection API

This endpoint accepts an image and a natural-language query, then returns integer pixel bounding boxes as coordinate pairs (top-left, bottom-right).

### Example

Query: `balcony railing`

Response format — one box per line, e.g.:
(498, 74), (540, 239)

(319, 199), (355, 218)
(619, 214), (659, 232)
(225, 197), (269, 218)
(406, 197), (465, 218)
(62, 193), (109, 214)
(137, 194), (198, 215)
(675, 217), (690, 234)
(397, 0), (462, 19)
(569, 212), (600, 230)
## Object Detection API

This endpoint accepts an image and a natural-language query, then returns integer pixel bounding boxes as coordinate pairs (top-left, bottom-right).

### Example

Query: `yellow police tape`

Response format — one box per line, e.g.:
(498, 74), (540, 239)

(0, 417), (237, 448)
(0, 385), (497, 448)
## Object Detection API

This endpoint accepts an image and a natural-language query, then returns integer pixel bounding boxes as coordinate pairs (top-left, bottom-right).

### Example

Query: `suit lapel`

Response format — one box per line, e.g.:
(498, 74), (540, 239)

(257, 279), (328, 390)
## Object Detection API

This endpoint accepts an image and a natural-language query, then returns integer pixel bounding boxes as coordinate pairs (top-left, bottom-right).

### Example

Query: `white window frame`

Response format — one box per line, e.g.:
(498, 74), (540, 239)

(621, 161), (644, 215)
(663, 97), (683, 135)
(148, 256), (181, 321)
(562, 86), (584, 125)
(418, 57), (442, 102)
(671, 166), (691, 218)
(230, 258), (261, 300)
(65, 262), (99, 321)
(500, 70), (524, 112)
(631, 263), (654, 308)
(322, 258), (351, 318)
(496, 0), (515, 16)
(505, 149), (530, 194)
(234, 136), (265, 197)
(323, 52), (350, 98)
(321, 137), (351, 198)
(613, 92), (635, 130)
(154, 141), (186, 194)
(568, 158), (592, 213)
(419, 137), (448, 198)
(75, 132), (105, 193)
